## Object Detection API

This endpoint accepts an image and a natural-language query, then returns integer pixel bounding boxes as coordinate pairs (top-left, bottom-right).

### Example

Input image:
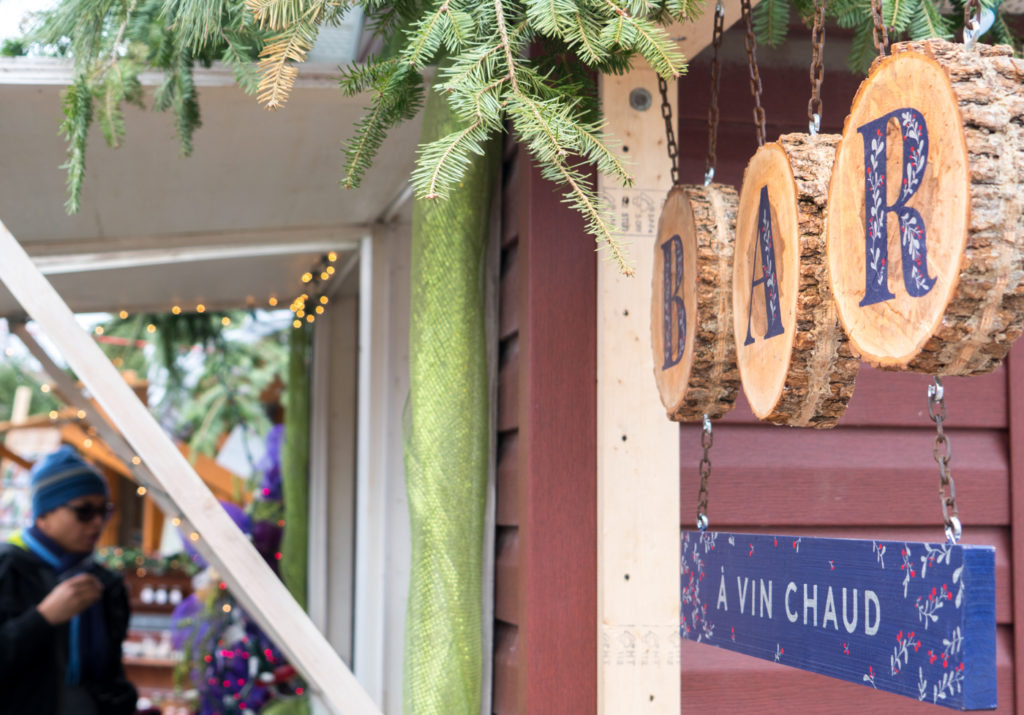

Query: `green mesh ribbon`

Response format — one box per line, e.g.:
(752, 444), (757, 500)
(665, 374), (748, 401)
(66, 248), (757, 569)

(281, 322), (310, 610)
(403, 68), (499, 714)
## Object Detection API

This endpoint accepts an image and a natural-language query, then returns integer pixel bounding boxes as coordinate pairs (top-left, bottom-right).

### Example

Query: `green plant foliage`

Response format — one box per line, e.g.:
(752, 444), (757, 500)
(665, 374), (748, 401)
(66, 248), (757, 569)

(752, 0), (1019, 74)
(21, 0), (701, 274)
(753, 0), (791, 48)
(94, 309), (287, 461)
(0, 358), (62, 421)
(19, 0), (1021, 267)
(24, 0), (267, 213)
(280, 323), (309, 609)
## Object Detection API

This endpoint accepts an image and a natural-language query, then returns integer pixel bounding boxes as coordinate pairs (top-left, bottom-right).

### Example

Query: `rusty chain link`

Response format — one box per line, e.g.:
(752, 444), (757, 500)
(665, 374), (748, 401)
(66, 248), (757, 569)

(705, 0), (725, 184)
(870, 0), (888, 57)
(741, 0), (767, 146)
(928, 377), (962, 544)
(657, 75), (681, 187)
(696, 414), (713, 531)
(808, 0), (826, 135)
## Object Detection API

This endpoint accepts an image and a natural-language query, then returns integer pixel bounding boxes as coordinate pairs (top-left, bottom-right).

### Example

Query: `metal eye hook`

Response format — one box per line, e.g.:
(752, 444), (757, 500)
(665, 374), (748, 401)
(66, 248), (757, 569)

(808, 113), (821, 136)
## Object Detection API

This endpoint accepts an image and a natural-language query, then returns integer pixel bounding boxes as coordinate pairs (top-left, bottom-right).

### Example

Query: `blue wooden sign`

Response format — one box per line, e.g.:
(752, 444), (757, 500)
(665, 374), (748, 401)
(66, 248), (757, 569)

(681, 531), (996, 710)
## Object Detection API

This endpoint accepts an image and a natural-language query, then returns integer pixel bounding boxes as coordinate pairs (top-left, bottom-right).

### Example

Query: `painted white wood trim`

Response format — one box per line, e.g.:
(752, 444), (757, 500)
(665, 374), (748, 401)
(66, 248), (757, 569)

(24, 225), (365, 260)
(309, 310), (333, 636)
(0, 57), (358, 88)
(33, 240), (357, 275)
(0, 220), (380, 715)
(353, 232), (388, 705)
(310, 270), (360, 667)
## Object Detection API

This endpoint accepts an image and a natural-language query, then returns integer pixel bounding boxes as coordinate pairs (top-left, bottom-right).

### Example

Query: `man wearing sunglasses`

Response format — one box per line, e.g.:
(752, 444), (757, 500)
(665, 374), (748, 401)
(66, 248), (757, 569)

(0, 445), (137, 714)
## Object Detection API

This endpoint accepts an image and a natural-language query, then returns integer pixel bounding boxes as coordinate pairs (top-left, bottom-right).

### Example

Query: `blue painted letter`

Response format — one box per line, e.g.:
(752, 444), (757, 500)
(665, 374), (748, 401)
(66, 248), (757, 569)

(857, 108), (935, 307)
(661, 234), (686, 369)
(744, 186), (785, 346)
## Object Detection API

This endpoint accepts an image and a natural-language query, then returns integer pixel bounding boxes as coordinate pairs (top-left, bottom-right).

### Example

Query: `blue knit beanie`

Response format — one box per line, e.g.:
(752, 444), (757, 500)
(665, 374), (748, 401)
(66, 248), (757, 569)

(30, 445), (109, 517)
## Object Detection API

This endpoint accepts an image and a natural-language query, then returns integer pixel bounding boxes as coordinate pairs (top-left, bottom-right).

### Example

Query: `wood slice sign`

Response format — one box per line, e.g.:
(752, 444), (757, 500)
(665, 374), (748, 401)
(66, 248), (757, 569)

(827, 39), (1024, 375)
(650, 184), (740, 421)
(733, 134), (859, 428)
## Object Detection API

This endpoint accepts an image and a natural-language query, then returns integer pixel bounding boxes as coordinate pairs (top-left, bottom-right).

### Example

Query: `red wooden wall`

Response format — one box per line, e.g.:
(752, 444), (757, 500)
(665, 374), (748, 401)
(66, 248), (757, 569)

(493, 137), (598, 714)
(678, 25), (1022, 713)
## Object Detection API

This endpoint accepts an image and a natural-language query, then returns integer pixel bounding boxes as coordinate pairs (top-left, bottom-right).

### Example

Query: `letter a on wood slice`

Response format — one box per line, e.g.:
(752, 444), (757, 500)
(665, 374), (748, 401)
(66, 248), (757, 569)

(651, 184), (740, 421)
(827, 39), (1024, 375)
(682, 531), (996, 710)
(733, 135), (858, 428)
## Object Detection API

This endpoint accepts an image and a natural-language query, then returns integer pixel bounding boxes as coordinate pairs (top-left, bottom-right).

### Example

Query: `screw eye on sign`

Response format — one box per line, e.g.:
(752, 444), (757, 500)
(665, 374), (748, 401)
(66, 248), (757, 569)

(826, 39), (1024, 375)
(681, 531), (996, 710)
(650, 184), (740, 421)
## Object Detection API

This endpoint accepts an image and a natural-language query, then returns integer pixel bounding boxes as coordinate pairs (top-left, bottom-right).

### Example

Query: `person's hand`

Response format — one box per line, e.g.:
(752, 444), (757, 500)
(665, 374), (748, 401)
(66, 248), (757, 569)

(36, 573), (103, 625)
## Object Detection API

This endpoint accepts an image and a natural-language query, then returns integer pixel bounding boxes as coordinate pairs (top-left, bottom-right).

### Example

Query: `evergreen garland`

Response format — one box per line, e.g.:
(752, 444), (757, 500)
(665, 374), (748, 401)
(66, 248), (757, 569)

(756, 0), (1016, 73)
(17, 0), (1021, 268)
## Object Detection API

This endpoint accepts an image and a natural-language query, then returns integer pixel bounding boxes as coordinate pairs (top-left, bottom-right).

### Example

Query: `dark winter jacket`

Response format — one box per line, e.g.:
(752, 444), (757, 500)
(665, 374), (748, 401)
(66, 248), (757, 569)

(0, 542), (137, 714)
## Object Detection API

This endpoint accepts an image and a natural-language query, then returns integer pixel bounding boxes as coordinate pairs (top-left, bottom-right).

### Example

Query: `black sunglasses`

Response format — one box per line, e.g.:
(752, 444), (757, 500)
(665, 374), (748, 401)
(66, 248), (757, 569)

(63, 502), (115, 523)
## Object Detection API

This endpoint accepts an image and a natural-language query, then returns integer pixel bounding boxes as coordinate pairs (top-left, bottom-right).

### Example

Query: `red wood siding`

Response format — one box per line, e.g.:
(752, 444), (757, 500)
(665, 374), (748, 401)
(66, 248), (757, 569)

(493, 139), (598, 714)
(678, 27), (1020, 713)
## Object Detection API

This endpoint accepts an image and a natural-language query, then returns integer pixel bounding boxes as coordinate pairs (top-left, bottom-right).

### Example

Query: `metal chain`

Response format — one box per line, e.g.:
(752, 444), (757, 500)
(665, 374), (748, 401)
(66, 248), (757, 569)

(808, 0), (826, 136)
(870, 0), (888, 57)
(741, 0), (767, 146)
(658, 76), (682, 187)
(705, 0), (725, 185)
(928, 377), (962, 544)
(696, 414), (713, 531)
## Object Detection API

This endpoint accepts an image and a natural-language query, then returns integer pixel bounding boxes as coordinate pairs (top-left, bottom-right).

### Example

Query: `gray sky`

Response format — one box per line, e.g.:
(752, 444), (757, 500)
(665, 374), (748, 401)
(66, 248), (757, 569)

(0, 0), (50, 43)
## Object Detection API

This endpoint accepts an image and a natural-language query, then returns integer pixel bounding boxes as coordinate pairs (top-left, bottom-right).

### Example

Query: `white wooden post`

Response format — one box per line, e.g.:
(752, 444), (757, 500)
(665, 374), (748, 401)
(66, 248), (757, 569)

(0, 220), (380, 715)
(595, 9), (748, 712)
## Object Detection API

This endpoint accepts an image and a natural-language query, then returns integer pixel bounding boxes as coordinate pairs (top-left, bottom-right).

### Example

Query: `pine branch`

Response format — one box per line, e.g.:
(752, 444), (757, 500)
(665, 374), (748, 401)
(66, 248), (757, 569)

(906, 0), (952, 39)
(255, 11), (321, 109)
(847, 19), (876, 72)
(753, 0), (790, 47)
(412, 117), (490, 199)
(59, 73), (93, 214)
(221, 30), (262, 95)
(341, 62), (423, 188)
(566, 10), (607, 63)
(246, 0), (305, 30)
(402, 0), (453, 69)
(882, 0), (914, 33)
(596, 0), (685, 77)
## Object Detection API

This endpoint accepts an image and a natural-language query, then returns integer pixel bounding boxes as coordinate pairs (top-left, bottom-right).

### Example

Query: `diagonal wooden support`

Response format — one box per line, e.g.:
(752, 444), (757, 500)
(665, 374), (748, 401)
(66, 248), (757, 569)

(0, 221), (380, 715)
(14, 322), (179, 520)
(0, 440), (33, 470)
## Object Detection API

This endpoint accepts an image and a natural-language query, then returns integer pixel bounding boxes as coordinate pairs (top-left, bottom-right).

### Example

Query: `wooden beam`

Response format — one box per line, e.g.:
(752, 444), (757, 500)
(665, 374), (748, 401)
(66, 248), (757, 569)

(0, 441), (32, 470)
(0, 408), (77, 434)
(594, 10), (758, 709)
(141, 496), (165, 555)
(596, 67), (681, 715)
(0, 221), (379, 715)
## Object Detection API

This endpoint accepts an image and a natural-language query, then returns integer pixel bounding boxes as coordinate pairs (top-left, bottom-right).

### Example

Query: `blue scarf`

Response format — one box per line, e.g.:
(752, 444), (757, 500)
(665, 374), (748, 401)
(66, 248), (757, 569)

(20, 526), (109, 686)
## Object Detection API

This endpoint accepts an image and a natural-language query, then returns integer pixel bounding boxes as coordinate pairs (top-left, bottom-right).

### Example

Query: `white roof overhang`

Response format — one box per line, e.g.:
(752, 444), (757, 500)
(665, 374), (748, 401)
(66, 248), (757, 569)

(0, 57), (421, 316)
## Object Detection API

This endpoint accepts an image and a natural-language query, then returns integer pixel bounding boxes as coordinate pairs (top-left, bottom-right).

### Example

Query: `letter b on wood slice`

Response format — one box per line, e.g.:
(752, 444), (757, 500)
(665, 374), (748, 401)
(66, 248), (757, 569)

(828, 40), (1024, 375)
(650, 185), (740, 421)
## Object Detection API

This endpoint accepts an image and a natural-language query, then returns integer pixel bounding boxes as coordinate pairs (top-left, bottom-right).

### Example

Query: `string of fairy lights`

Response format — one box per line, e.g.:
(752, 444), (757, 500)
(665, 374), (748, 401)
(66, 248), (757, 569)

(91, 250), (343, 337)
(2, 251), (347, 562)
